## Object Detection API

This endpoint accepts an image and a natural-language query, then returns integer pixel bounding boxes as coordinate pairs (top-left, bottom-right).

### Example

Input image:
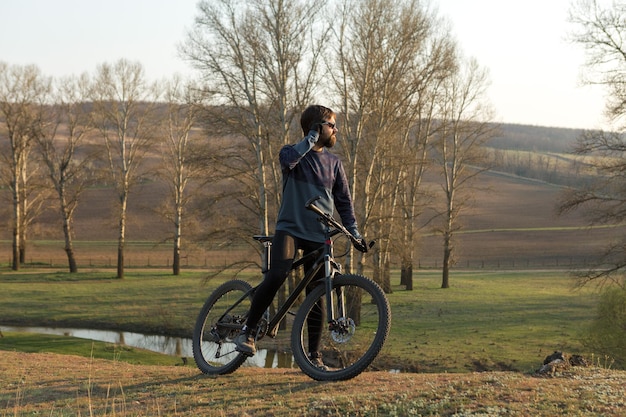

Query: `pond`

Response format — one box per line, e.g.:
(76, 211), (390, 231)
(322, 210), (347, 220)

(0, 326), (293, 369)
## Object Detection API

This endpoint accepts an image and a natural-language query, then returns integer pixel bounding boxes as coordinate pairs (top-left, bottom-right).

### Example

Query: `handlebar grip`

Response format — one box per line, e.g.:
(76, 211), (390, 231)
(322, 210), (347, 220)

(351, 238), (375, 253)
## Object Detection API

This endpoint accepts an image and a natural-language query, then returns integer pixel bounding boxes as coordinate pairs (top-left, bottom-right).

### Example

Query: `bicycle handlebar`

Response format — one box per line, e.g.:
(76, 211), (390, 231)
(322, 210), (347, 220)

(305, 196), (375, 251)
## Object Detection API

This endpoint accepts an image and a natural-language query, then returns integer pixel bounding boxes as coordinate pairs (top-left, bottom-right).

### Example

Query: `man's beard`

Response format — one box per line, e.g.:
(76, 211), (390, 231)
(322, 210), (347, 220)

(322, 134), (336, 148)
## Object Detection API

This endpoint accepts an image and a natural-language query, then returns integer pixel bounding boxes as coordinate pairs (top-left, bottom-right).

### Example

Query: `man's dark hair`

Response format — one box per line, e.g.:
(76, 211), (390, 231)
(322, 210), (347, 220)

(300, 105), (335, 135)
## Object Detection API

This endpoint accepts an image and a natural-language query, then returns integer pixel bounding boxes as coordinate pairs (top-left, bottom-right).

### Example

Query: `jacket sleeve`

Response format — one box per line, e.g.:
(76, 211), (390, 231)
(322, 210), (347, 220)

(280, 131), (319, 171)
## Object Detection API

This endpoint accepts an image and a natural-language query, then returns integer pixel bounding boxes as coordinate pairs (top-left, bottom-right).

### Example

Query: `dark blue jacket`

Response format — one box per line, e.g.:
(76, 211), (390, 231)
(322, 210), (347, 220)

(275, 137), (358, 243)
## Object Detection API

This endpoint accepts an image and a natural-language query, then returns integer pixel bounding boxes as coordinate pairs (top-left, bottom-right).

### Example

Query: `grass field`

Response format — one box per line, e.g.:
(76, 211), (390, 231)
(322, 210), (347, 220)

(0, 268), (604, 374)
(2, 164), (624, 414)
(3, 268), (624, 416)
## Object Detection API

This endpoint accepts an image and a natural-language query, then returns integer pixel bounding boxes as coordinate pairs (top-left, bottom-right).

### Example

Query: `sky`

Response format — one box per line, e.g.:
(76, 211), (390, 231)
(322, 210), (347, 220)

(0, 0), (611, 130)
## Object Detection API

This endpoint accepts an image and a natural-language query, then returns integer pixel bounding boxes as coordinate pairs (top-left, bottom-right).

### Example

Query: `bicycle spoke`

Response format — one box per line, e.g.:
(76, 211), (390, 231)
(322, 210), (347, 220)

(193, 280), (253, 374)
(292, 274), (390, 381)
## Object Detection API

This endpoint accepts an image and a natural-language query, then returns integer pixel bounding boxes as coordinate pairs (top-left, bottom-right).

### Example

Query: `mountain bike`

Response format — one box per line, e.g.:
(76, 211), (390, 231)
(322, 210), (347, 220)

(192, 196), (391, 381)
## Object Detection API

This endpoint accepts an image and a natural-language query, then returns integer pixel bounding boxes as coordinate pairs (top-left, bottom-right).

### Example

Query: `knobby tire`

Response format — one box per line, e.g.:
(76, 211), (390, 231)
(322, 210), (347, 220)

(291, 274), (391, 381)
(192, 279), (253, 375)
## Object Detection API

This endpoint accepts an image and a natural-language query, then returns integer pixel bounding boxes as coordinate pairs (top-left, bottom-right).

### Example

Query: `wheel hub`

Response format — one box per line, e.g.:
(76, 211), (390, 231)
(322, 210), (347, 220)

(330, 317), (356, 343)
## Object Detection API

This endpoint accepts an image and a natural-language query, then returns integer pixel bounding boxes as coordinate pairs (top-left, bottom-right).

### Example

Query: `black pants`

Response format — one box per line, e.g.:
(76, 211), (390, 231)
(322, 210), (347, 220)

(246, 230), (324, 354)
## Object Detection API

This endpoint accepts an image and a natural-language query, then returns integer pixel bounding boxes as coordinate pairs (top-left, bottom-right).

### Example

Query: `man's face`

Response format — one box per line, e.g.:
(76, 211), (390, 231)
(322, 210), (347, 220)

(319, 117), (338, 148)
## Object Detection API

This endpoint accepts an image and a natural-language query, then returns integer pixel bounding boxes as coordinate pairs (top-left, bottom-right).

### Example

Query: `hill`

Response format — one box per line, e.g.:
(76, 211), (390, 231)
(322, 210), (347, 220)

(491, 123), (585, 153)
(0, 122), (620, 270)
(2, 351), (624, 416)
(418, 169), (626, 269)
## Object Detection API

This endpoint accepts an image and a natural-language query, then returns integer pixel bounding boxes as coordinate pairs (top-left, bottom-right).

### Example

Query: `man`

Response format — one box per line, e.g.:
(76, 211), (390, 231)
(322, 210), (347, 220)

(235, 104), (367, 368)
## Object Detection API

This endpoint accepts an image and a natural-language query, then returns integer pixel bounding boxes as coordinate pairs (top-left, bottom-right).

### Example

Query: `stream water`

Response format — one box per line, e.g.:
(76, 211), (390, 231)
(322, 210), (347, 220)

(1, 326), (293, 368)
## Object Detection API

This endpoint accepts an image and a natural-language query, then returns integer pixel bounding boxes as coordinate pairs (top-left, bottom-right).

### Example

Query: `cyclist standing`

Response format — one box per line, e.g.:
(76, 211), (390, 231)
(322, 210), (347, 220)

(235, 104), (367, 368)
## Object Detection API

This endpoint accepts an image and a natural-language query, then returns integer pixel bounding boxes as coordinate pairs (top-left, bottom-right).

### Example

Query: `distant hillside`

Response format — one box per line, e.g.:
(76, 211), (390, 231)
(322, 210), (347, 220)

(0, 122), (619, 270)
(491, 123), (585, 153)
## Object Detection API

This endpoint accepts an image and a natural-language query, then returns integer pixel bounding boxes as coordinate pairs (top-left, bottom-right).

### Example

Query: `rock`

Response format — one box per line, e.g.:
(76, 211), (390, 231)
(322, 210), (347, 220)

(536, 351), (589, 375)
(543, 351), (565, 365)
(569, 354), (589, 367)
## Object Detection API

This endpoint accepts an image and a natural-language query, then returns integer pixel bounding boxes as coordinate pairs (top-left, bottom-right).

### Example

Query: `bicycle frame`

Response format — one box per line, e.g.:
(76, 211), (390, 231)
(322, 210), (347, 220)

(193, 196), (387, 380)
(213, 197), (362, 344)
(255, 228), (345, 339)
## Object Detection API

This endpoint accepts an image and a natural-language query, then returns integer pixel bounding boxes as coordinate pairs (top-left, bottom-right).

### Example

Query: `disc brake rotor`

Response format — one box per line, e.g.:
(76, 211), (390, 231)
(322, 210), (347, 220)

(330, 317), (356, 343)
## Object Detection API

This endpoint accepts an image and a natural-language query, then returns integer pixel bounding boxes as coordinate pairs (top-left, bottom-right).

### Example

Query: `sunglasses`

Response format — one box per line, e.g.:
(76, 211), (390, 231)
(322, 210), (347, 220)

(321, 121), (336, 129)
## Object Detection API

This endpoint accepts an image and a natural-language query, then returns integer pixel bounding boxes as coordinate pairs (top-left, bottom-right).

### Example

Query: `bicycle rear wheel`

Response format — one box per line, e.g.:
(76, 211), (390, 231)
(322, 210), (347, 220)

(192, 279), (253, 375)
(291, 274), (391, 381)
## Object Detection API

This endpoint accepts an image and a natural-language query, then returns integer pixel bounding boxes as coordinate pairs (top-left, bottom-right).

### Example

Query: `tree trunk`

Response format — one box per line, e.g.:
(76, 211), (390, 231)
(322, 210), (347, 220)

(173, 206), (182, 275)
(372, 248), (381, 286)
(64, 226), (78, 273)
(382, 260), (392, 294)
(19, 243), (26, 265)
(66, 247), (78, 273)
(172, 245), (180, 276)
(117, 196), (127, 279)
(12, 173), (21, 271)
(11, 227), (19, 271)
(441, 234), (452, 289)
(117, 244), (125, 279)
(346, 286), (362, 326)
(401, 262), (413, 291)
(62, 200), (78, 273)
(19, 211), (26, 264)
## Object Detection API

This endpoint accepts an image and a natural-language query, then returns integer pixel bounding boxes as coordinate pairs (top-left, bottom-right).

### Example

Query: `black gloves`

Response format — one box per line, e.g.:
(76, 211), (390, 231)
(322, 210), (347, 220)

(347, 225), (368, 253)
(353, 237), (369, 253)
(306, 125), (320, 146)
(310, 122), (322, 133)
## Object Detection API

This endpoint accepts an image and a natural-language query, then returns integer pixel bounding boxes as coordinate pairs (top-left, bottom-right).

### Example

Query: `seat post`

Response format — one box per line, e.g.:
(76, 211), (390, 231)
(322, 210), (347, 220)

(261, 240), (272, 274)
(253, 235), (274, 274)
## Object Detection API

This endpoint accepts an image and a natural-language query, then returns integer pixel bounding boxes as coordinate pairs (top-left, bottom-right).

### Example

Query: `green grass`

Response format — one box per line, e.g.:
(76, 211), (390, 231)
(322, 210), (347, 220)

(0, 268), (601, 372)
(383, 270), (598, 373)
(0, 270), (228, 337)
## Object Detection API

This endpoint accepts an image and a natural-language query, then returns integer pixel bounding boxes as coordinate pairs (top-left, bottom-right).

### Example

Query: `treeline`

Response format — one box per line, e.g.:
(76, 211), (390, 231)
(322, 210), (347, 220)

(483, 147), (596, 187)
(0, 0), (592, 291)
(491, 123), (584, 153)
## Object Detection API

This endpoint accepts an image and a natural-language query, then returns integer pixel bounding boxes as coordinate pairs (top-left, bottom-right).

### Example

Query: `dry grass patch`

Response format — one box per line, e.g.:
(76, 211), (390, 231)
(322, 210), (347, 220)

(1, 351), (624, 416)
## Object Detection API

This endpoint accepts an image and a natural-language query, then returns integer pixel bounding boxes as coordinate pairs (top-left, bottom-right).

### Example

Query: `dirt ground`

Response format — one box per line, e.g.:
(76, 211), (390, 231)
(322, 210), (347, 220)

(1, 351), (624, 416)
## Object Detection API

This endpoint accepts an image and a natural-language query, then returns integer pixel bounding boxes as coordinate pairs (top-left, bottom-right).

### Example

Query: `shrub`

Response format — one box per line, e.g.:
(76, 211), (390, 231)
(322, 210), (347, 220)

(584, 287), (626, 368)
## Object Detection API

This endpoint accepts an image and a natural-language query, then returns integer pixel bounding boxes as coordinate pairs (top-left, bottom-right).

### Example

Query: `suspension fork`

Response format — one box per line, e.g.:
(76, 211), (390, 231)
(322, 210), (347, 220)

(324, 254), (335, 322)
(323, 254), (347, 323)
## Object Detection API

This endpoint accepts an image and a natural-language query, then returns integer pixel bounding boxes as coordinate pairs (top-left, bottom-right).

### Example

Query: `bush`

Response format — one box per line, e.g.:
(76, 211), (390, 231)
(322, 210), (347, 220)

(584, 287), (626, 368)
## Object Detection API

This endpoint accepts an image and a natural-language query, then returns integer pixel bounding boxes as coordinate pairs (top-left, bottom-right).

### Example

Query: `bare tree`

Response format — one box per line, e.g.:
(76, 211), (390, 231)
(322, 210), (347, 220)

(34, 74), (95, 273)
(558, 0), (626, 287)
(330, 0), (455, 291)
(560, 130), (626, 284)
(17, 136), (51, 267)
(156, 76), (205, 275)
(569, 0), (626, 126)
(90, 59), (159, 279)
(181, 0), (327, 239)
(0, 62), (52, 270)
(561, 1), (626, 362)
(431, 58), (495, 289)
(182, 0), (329, 324)
(392, 15), (457, 291)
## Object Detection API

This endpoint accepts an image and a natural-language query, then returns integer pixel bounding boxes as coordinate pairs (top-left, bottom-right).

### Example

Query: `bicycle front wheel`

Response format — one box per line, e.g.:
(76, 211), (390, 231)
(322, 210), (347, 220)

(291, 274), (391, 381)
(192, 279), (253, 375)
